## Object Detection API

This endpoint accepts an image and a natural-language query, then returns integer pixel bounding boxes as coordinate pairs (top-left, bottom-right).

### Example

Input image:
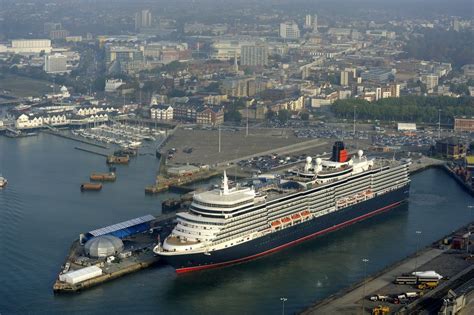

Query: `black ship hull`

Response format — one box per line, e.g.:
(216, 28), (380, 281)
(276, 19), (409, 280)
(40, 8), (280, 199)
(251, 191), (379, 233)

(160, 184), (410, 273)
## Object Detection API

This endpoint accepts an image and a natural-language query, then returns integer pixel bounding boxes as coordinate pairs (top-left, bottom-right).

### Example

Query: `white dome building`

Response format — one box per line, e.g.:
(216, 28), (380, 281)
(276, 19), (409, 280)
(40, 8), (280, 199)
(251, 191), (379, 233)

(84, 235), (124, 258)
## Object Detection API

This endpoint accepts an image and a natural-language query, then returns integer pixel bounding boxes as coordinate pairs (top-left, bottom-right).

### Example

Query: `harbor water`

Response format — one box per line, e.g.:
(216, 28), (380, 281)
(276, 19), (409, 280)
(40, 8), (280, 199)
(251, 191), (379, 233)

(0, 133), (472, 314)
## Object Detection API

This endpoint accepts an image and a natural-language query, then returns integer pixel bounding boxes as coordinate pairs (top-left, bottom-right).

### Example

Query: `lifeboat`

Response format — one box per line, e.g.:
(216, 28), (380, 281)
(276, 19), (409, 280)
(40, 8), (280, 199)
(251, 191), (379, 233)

(301, 210), (311, 217)
(271, 220), (281, 227)
(291, 213), (301, 220)
(281, 217), (291, 224)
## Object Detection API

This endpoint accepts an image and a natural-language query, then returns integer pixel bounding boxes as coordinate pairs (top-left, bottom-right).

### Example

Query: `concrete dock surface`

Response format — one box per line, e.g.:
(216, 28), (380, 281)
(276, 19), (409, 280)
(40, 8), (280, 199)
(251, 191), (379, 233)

(302, 248), (445, 314)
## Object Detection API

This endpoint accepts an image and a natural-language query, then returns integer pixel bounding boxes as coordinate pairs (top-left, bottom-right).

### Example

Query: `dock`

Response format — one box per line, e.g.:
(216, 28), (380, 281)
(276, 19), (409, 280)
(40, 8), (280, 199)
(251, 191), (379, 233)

(408, 156), (445, 174)
(74, 147), (109, 157)
(53, 213), (177, 293)
(43, 130), (108, 149)
(301, 223), (474, 315)
(145, 169), (219, 194)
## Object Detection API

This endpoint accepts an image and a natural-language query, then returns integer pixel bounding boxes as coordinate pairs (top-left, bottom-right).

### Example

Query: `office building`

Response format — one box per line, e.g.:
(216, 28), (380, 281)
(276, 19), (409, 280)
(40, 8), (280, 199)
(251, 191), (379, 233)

(50, 29), (69, 40)
(44, 22), (62, 34)
(422, 74), (439, 90)
(221, 77), (256, 97)
(105, 46), (144, 65)
(135, 10), (152, 30)
(240, 44), (268, 67)
(44, 53), (68, 74)
(340, 71), (349, 86)
(313, 14), (318, 33)
(280, 22), (300, 39)
(305, 15), (312, 28)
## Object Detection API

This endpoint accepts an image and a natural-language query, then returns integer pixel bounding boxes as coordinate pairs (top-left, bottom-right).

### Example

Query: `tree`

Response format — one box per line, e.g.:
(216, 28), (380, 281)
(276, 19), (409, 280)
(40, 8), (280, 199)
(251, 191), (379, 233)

(265, 110), (276, 120)
(224, 110), (242, 123)
(278, 109), (291, 123)
(301, 112), (310, 121)
(168, 89), (186, 97)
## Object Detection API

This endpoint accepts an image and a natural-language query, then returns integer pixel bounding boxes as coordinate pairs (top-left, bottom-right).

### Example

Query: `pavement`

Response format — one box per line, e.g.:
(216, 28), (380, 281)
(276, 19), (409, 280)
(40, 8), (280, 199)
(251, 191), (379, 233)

(302, 248), (445, 314)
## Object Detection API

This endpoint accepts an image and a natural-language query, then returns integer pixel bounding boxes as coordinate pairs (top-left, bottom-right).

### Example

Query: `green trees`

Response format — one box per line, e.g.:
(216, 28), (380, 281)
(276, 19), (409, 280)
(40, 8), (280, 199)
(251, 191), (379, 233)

(331, 96), (474, 124)
(404, 29), (474, 68)
(277, 109), (291, 123)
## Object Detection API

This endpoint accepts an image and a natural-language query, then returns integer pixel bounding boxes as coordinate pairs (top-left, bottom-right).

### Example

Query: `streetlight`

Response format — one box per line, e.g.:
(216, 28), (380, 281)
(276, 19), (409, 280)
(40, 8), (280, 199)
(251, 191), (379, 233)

(467, 206), (474, 253)
(361, 258), (369, 315)
(414, 230), (422, 273)
(280, 297), (287, 315)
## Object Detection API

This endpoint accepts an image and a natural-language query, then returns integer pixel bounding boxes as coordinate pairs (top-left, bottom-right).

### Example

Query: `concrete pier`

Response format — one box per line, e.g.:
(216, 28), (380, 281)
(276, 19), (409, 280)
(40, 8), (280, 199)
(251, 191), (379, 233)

(53, 213), (176, 293)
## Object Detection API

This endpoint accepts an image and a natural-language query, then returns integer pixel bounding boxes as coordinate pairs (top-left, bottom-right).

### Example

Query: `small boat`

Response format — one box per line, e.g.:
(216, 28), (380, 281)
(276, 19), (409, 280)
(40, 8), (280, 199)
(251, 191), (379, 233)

(80, 183), (102, 191)
(0, 175), (7, 188)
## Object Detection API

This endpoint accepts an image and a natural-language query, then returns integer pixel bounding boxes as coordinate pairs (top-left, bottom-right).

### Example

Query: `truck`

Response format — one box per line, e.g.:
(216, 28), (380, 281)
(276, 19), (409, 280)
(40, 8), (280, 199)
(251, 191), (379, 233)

(369, 294), (389, 302)
(394, 275), (418, 285)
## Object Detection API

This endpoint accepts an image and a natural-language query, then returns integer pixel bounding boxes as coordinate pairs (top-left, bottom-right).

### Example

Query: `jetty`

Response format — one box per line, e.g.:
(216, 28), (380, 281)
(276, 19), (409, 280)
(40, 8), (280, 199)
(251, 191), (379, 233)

(53, 213), (177, 293)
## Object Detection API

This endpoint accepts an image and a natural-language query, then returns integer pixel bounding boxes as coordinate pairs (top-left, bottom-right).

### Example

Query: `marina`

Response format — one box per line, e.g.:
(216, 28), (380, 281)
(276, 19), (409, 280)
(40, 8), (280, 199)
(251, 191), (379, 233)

(72, 122), (165, 149)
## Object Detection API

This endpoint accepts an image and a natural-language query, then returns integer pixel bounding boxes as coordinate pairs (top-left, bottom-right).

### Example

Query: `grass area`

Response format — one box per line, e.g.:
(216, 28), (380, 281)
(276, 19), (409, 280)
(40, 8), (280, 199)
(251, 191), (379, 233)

(0, 74), (57, 97)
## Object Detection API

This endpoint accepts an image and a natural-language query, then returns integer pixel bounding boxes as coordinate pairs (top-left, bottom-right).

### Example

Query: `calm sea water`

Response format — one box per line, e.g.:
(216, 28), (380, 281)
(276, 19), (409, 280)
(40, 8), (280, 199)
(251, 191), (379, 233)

(0, 133), (472, 315)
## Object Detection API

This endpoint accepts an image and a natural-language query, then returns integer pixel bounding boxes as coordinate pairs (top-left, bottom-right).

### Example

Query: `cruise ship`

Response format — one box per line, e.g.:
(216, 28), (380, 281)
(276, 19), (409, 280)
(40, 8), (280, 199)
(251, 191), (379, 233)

(154, 142), (411, 273)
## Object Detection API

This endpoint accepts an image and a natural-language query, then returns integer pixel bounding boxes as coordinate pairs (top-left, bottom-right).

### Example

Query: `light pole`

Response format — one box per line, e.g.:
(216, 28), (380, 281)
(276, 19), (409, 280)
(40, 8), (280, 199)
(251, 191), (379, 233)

(361, 258), (369, 315)
(467, 206), (474, 253)
(414, 230), (422, 272)
(280, 297), (287, 315)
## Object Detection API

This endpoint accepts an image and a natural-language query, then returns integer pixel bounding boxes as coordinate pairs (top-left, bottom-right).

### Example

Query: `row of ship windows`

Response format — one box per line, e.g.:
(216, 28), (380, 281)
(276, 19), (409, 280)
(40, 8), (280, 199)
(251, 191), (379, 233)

(227, 207), (266, 222)
(174, 227), (213, 238)
(215, 227), (261, 244)
(226, 213), (267, 228)
(178, 217), (224, 226)
(178, 221), (219, 231)
(193, 199), (253, 209)
(373, 176), (408, 187)
(220, 220), (267, 238)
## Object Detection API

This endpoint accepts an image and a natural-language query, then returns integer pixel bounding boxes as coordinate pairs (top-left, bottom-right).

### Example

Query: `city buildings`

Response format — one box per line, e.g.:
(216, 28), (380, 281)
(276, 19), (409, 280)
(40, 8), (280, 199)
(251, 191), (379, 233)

(44, 53), (68, 74)
(44, 22), (62, 34)
(240, 44), (268, 67)
(221, 77), (257, 97)
(421, 74), (439, 90)
(280, 22), (300, 39)
(105, 46), (144, 65)
(196, 106), (224, 125)
(135, 10), (152, 30)
(340, 71), (349, 86)
(305, 15), (312, 28)
(210, 38), (258, 61)
(435, 137), (467, 159)
(10, 39), (52, 54)
(150, 105), (174, 120)
(361, 68), (394, 83)
(454, 117), (474, 132)
(50, 29), (69, 40)
(105, 79), (125, 93)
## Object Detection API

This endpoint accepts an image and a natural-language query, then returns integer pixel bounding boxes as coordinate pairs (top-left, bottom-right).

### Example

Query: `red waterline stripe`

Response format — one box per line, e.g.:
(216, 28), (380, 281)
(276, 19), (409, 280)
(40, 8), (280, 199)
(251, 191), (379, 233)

(175, 200), (404, 274)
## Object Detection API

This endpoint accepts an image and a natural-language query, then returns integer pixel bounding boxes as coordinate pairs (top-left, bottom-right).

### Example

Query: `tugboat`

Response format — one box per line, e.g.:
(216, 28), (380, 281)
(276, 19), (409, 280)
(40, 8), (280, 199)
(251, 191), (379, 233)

(0, 175), (7, 188)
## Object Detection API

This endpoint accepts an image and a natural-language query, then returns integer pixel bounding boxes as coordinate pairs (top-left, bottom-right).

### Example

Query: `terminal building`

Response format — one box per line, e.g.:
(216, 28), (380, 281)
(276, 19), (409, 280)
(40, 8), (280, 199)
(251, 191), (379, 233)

(80, 214), (156, 244)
